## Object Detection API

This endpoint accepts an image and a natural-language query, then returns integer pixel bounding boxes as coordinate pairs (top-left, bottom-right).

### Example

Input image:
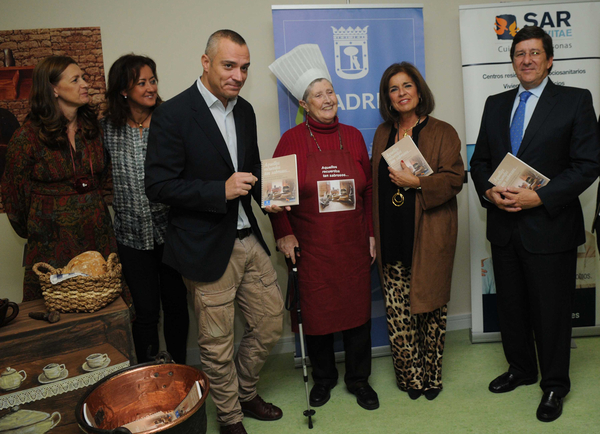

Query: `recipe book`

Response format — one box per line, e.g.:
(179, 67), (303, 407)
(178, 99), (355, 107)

(488, 152), (550, 191)
(261, 154), (299, 208)
(381, 135), (433, 177)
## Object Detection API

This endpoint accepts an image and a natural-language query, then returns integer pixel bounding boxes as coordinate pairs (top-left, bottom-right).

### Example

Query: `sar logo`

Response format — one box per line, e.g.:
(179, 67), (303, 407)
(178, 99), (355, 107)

(494, 14), (519, 40)
(332, 26), (369, 80)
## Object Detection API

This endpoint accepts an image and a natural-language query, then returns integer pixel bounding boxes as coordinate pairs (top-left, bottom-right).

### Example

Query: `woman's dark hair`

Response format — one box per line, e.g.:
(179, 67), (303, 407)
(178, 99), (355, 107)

(103, 54), (162, 127)
(28, 56), (100, 148)
(378, 62), (435, 124)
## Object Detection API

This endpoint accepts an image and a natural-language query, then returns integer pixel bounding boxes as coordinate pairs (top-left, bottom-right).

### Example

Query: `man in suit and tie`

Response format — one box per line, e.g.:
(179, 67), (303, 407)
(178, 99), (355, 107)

(145, 29), (285, 434)
(471, 26), (599, 422)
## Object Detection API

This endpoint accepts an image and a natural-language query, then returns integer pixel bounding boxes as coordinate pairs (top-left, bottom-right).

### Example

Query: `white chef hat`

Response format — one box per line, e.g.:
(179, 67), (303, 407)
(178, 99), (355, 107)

(269, 44), (332, 101)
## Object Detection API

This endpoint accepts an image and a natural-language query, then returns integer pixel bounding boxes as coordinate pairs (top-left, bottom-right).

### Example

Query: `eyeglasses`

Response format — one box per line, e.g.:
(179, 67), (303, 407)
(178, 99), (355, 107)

(514, 50), (545, 60)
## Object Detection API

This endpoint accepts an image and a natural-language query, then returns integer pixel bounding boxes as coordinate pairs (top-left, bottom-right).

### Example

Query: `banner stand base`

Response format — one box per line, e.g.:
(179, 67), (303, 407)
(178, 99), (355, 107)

(470, 326), (600, 344)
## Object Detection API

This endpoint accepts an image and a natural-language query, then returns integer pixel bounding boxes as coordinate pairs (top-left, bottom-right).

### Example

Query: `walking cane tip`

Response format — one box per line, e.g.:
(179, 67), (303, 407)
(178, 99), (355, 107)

(304, 409), (315, 429)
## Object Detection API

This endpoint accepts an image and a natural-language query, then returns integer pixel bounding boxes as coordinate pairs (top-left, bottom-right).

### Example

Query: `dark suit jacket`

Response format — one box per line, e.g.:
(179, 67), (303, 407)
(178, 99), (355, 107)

(594, 114), (600, 236)
(471, 79), (599, 254)
(145, 83), (269, 282)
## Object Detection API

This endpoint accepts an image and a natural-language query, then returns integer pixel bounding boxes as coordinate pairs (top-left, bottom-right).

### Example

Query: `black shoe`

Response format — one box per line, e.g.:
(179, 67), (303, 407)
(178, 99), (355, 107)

(489, 372), (537, 393)
(309, 383), (333, 407)
(350, 385), (379, 410)
(407, 389), (423, 400)
(536, 391), (563, 422)
(424, 388), (441, 401)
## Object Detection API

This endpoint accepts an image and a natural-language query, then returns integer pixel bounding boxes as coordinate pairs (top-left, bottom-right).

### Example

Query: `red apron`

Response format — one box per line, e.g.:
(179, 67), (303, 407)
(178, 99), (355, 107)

(290, 145), (371, 335)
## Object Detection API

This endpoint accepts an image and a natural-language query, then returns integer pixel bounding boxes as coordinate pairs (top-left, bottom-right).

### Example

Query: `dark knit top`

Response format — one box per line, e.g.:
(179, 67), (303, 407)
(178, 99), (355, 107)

(378, 117), (428, 265)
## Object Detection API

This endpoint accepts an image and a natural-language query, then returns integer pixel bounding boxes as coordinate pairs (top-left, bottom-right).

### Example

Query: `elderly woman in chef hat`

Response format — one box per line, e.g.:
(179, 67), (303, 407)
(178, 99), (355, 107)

(269, 44), (378, 411)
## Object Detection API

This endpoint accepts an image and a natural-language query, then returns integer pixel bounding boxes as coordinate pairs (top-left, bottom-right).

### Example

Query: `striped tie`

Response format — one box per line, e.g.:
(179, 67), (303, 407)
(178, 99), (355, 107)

(510, 91), (532, 155)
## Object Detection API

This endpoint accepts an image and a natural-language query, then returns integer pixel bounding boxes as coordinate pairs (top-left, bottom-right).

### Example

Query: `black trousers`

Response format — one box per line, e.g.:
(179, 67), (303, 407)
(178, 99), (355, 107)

(118, 242), (190, 364)
(491, 228), (575, 397)
(305, 319), (372, 391)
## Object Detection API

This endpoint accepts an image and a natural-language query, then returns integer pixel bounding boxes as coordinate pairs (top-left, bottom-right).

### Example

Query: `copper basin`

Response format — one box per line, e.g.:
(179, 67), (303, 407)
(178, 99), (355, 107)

(76, 361), (209, 434)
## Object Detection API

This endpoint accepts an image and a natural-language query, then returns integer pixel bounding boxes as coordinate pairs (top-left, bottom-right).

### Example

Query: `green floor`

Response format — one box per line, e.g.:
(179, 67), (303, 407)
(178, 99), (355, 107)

(202, 329), (600, 433)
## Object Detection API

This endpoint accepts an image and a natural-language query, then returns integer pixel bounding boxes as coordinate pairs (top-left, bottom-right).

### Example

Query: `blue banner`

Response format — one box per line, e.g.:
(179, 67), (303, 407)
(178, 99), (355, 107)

(272, 5), (425, 358)
(272, 5), (425, 155)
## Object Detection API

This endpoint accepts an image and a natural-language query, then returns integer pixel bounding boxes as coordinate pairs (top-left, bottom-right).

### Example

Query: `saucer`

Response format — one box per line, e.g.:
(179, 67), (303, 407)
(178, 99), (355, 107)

(38, 368), (68, 384)
(82, 357), (111, 372)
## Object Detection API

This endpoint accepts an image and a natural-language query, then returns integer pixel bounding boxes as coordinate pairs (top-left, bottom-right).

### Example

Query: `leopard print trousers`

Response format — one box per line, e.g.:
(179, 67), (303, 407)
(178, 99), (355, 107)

(382, 261), (448, 391)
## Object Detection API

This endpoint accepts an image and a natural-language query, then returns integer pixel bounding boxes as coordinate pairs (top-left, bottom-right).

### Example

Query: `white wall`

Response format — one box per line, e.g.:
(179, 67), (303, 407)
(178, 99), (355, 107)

(0, 0), (503, 350)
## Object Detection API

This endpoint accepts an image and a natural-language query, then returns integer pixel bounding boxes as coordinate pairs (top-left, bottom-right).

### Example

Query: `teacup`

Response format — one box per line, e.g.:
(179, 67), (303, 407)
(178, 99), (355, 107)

(43, 363), (65, 380)
(0, 298), (19, 327)
(86, 353), (108, 369)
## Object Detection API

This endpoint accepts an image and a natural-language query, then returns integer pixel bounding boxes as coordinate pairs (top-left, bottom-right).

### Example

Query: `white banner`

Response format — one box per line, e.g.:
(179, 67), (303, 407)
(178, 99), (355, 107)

(460, 0), (600, 342)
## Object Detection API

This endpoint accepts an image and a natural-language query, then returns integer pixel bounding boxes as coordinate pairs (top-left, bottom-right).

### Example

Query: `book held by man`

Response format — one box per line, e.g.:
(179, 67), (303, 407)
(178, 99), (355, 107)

(261, 154), (299, 208)
(488, 152), (550, 191)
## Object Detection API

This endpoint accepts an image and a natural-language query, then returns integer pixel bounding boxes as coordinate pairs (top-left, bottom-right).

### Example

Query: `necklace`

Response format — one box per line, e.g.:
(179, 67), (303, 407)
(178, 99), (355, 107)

(395, 116), (422, 140)
(306, 119), (343, 151)
(68, 140), (95, 194)
(128, 111), (151, 133)
(392, 116), (421, 207)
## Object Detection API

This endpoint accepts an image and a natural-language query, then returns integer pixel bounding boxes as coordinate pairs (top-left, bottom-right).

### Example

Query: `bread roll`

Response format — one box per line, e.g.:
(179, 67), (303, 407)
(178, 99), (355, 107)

(64, 251), (107, 276)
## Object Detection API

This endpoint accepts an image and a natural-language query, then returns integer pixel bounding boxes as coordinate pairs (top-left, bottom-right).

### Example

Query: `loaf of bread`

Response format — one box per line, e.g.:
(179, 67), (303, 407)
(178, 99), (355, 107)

(63, 251), (107, 276)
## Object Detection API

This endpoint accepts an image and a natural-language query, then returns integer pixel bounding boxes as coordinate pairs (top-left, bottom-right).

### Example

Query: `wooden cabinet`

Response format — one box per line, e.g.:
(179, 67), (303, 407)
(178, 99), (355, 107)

(0, 298), (135, 433)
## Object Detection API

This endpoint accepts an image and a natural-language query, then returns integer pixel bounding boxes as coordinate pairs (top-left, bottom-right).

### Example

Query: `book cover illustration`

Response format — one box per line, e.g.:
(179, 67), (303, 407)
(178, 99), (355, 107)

(381, 135), (433, 177)
(261, 154), (299, 208)
(488, 153), (550, 191)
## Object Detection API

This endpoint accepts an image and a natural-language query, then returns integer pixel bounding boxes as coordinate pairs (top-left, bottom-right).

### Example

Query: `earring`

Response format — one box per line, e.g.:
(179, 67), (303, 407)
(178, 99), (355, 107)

(123, 95), (127, 99)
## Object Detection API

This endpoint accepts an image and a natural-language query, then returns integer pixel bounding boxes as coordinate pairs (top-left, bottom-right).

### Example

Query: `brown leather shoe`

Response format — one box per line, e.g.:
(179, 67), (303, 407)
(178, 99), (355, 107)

(220, 422), (247, 434)
(240, 395), (283, 421)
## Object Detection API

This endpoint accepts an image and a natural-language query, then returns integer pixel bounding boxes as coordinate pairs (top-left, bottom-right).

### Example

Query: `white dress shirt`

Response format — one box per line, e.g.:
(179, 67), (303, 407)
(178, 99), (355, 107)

(510, 76), (549, 140)
(197, 77), (251, 230)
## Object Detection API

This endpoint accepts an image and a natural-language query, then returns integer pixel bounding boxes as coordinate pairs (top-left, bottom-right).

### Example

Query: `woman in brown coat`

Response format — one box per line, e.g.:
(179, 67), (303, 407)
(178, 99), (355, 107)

(372, 62), (463, 400)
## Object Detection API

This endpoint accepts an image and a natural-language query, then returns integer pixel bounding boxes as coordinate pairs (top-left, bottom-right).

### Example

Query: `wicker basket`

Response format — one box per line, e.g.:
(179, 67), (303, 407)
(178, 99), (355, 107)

(33, 253), (123, 313)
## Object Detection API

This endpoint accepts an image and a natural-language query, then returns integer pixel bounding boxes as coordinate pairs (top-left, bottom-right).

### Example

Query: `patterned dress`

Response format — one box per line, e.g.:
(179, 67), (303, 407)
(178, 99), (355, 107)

(1, 120), (117, 301)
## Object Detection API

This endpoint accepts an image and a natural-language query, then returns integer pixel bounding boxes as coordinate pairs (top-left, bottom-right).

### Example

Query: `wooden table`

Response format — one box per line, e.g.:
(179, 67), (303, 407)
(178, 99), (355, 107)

(0, 297), (135, 433)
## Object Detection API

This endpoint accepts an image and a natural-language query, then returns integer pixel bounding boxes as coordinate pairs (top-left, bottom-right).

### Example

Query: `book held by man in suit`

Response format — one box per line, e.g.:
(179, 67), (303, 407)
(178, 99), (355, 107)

(489, 153), (550, 191)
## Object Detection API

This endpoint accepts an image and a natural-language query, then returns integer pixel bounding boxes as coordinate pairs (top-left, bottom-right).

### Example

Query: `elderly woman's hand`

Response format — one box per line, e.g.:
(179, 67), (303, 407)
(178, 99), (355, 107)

(388, 161), (421, 189)
(370, 237), (376, 265)
(276, 234), (300, 264)
(265, 204), (292, 214)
